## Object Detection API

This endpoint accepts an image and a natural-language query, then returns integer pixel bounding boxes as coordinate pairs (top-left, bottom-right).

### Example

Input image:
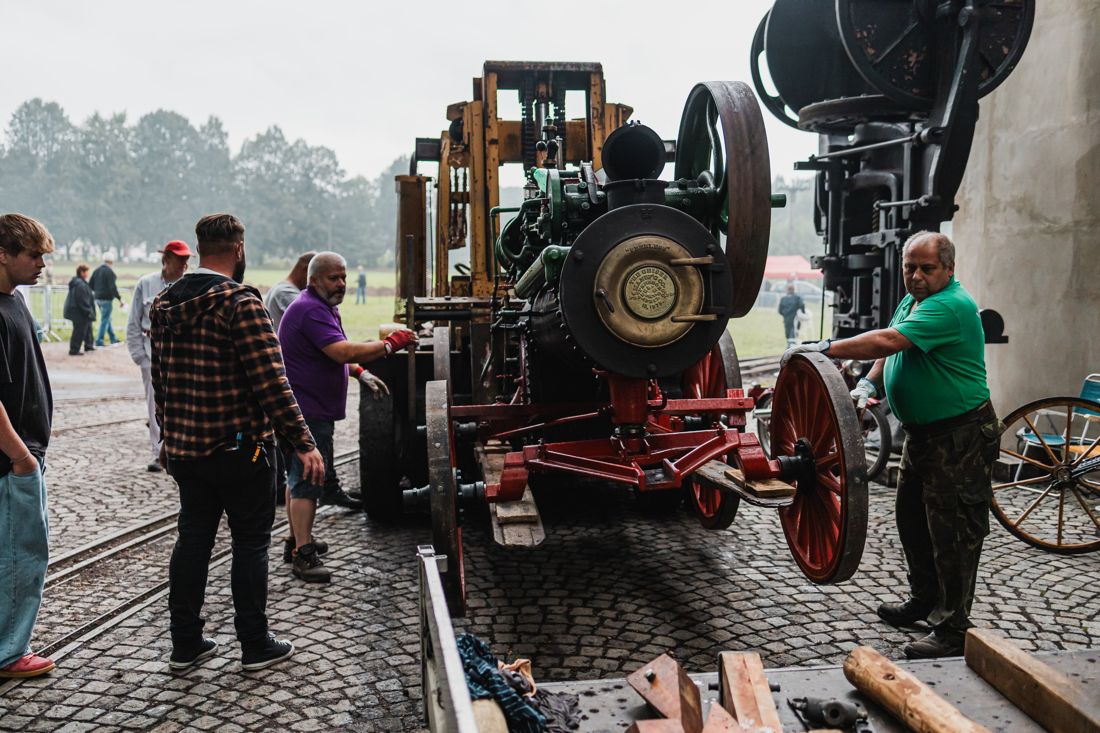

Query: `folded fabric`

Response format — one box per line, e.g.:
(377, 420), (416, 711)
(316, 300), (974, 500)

(456, 633), (545, 733)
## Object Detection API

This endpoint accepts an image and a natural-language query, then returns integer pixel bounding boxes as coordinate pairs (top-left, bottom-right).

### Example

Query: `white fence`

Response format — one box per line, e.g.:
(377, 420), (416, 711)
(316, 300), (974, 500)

(18, 284), (137, 342)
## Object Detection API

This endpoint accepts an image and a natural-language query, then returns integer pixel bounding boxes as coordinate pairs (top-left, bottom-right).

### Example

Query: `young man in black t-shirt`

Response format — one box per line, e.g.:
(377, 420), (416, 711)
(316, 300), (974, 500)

(0, 213), (55, 679)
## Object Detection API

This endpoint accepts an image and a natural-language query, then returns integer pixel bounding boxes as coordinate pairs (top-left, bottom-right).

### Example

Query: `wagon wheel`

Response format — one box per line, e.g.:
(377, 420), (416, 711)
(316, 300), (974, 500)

(675, 81), (771, 318)
(683, 332), (743, 530)
(772, 353), (868, 583)
(992, 396), (1100, 554)
(426, 379), (466, 615)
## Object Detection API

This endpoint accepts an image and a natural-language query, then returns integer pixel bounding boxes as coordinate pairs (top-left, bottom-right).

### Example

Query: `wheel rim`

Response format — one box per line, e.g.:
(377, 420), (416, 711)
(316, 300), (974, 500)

(683, 333), (741, 528)
(992, 396), (1100, 554)
(773, 353), (868, 583)
(675, 81), (771, 318)
(426, 380), (466, 615)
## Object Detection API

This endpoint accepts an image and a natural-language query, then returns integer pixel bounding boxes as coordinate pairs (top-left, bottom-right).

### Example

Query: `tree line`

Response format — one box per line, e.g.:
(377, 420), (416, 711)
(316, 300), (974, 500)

(0, 99), (406, 267)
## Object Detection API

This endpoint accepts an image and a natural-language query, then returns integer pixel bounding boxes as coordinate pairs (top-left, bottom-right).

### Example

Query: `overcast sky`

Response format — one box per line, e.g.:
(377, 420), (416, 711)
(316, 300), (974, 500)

(4, 0), (817, 184)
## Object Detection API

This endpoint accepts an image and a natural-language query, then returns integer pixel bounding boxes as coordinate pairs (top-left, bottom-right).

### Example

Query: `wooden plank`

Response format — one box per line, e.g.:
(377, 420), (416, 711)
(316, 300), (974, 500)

(626, 722), (686, 733)
(627, 654), (704, 733)
(494, 495), (539, 524)
(701, 704), (740, 732)
(718, 652), (783, 732)
(478, 443), (545, 546)
(844, 646), (991, 733)
(470, 700), (508, 733)
(724, 466), (796, 499)
(965, 628), (1100, 733)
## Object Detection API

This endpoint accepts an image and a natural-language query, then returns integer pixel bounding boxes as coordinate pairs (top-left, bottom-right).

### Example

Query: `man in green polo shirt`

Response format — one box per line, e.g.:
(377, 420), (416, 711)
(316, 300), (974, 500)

(783, 231), (1000, 659)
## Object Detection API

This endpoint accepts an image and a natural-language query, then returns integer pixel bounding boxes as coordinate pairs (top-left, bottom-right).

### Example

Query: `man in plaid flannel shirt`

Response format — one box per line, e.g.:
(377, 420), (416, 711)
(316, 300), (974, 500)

(150, 213), (324, 672)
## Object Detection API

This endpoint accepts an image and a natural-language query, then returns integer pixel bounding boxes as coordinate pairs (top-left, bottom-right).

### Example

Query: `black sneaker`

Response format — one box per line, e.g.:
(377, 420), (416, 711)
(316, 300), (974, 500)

(876, 597), (934, 628)
(904, 628), (965, 659)
(241, 635), (294, 671)
(282, 536), (329, 564)
(169, 638), (219, 670)
(292, 543), (331, 583)
(319, 488), (363, 510)
(147, 462), (164, 473)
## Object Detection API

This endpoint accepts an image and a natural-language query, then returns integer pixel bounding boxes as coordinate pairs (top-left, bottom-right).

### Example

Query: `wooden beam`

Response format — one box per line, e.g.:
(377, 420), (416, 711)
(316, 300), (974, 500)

(627, 654), (704, 733)
(965, 628), (1100, 733)
(718, 652), (783, 732)
(844, 646), (991, 733)
(626, 722), (686, 733)
(434, 134), (451, 297)
(464, 100), (489, 298)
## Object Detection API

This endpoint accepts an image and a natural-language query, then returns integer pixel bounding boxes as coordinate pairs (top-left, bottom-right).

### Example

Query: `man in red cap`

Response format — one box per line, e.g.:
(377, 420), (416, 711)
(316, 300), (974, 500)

(127, 240), (192, 471)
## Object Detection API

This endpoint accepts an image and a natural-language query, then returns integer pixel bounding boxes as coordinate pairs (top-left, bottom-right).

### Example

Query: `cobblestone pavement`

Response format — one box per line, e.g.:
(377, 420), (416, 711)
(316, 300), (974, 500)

(1, 346), (1097, 731)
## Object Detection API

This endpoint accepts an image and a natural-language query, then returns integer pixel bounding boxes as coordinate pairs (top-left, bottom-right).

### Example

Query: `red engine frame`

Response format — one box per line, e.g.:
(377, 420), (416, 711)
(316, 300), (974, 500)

(450, 373), (786, 502)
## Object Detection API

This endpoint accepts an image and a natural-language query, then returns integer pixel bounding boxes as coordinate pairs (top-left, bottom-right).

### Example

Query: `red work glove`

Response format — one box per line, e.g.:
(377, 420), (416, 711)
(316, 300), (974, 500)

(383, 329), (417, 355)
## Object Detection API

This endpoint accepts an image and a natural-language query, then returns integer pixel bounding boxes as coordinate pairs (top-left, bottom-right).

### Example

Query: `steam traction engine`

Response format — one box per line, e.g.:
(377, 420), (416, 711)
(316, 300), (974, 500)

(365, 62), (869, 615)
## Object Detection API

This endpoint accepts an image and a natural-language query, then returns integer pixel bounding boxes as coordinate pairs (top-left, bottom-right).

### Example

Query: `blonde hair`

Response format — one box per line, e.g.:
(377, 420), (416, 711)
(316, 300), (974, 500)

(0, 213), (55, 257)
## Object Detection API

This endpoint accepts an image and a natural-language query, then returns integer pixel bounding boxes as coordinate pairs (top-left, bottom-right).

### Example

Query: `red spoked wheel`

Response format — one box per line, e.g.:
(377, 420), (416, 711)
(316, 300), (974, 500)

(683, 332), (743, 529)
(772, 353), (868, 583)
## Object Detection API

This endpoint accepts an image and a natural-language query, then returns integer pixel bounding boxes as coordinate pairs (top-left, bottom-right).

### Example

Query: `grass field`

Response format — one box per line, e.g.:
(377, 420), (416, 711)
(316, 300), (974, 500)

(40, 262), (816, 358)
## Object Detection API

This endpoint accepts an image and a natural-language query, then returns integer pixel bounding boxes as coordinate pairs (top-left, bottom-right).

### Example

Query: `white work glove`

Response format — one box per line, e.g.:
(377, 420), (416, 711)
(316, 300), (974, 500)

(780, 339), (831, 366)
(358, 370), (390, 401)
(850, 378), (877, 409)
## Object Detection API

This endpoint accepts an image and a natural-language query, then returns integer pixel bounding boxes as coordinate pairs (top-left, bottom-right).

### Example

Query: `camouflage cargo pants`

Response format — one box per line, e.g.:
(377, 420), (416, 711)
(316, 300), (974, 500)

(896, 401), (1001, 637)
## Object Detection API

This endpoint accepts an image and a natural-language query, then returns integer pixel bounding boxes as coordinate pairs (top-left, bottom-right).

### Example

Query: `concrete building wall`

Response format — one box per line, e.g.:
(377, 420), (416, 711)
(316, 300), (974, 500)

(953, 0), (1100, 414)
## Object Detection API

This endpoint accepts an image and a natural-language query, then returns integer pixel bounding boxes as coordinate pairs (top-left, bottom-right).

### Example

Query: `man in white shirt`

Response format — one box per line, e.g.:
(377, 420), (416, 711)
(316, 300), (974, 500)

(127, 240), (192, 471)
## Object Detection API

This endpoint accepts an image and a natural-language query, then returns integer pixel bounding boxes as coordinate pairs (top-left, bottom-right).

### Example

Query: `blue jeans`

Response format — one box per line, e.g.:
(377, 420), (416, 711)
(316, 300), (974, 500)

(95, 299), (118, 345)
(288, 419), (337, 500)
(0, 461), (49, 667)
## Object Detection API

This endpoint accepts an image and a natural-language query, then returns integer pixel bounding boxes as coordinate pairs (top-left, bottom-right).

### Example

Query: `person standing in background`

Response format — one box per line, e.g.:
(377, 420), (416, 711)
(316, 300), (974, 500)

(355, 265), (366, 305)
(89, 255), (124, 346)
(127, 240), (192, 472)
(263, 251), (315, 332)
(63, 263), (96, 356)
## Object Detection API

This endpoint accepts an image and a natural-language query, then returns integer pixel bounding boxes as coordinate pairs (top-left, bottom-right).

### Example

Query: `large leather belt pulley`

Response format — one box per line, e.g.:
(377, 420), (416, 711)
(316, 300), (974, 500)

(675, 81), (771, 319)
(558, 205), (732, 380)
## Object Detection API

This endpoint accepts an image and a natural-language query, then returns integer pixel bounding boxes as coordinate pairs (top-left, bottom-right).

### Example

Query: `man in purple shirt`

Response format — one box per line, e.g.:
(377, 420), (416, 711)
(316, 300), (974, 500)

(277, 251), (416, 582)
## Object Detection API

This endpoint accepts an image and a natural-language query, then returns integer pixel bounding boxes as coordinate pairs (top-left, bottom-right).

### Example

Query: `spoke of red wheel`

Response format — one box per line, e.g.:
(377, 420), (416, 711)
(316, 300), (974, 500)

(819, 471), (843, 497)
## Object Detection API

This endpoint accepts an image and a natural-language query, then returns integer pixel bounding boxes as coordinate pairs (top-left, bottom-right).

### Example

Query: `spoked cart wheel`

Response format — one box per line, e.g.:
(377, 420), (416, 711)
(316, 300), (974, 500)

(771, 353), (868, 583)
(992, 396), (1100, 554)
(425, 380), (467, 615)
(683, 332), (743, 530)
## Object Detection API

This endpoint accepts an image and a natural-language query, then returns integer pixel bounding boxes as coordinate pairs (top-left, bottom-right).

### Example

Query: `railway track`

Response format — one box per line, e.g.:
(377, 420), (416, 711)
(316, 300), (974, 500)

(739, 355), (781, 381)
(0, 449), (362, 692)
(50, 415), (148, 435)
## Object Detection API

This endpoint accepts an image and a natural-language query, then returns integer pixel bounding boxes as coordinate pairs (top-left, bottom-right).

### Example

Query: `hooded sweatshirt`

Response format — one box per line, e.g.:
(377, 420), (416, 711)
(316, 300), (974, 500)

(150, 272), (314, 459)
(63, 276), (95, 321)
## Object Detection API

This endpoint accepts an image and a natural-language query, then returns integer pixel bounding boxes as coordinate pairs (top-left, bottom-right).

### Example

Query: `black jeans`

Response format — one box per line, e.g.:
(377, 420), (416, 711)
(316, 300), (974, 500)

(167, 445), (276, 651)
(68, 317), (93, 354)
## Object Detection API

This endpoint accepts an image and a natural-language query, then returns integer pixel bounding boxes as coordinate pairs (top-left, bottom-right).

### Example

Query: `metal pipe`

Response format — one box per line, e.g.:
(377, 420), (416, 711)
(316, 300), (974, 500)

(810, 131), (925, 162)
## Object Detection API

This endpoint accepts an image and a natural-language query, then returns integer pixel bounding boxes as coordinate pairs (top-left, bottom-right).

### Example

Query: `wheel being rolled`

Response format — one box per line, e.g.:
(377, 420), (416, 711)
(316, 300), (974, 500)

(675, 81), (772, 318)
(771, 353), (868, 583)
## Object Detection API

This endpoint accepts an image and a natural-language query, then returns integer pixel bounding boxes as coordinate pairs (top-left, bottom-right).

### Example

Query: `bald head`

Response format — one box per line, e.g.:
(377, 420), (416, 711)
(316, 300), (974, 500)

(903, 231), (954, 269)
(308, 251), (348, 306)
(287, 250), (316, 290)
(902, 231), (955, 300)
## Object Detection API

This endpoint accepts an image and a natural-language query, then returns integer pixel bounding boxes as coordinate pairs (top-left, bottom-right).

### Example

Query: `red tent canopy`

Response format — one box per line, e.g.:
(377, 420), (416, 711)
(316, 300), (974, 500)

(764, 255), (822, 281)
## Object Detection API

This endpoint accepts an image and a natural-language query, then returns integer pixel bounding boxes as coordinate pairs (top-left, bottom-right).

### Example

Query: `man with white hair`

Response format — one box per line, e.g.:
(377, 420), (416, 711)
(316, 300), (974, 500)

(277, 251), (415, 582)
(127, 240), (192, 472)
(783, 231), (999, 659)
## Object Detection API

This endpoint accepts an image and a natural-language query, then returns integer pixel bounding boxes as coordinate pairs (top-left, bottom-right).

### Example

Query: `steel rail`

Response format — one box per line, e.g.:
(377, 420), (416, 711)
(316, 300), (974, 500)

(0, 483), (358, 695)
(51, 416), (148, 435)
